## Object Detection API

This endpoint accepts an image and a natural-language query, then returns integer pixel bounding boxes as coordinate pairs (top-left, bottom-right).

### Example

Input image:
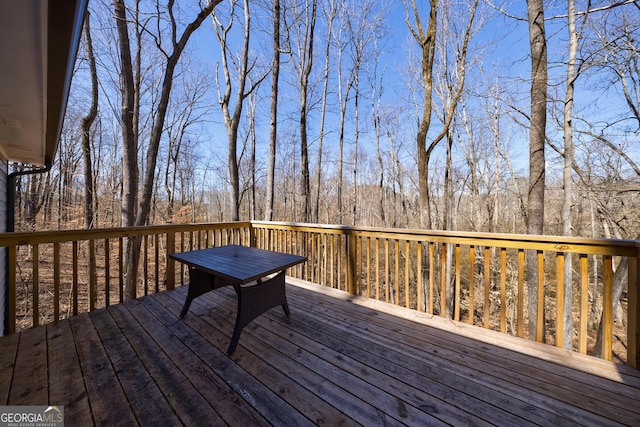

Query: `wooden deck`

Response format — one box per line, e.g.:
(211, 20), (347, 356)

(1, 279), (639, 426)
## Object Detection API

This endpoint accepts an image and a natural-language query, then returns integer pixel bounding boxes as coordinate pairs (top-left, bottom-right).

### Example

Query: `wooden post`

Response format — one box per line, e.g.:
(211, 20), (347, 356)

(629, 250), (639, 369)
(347, 231), (356, 295)
(166, 233), (175, 290)
(249, 222), (256, 248)
(602, 256), (613, 360)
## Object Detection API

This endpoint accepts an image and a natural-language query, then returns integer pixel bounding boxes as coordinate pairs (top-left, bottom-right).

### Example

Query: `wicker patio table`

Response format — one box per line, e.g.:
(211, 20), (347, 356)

(170, 245), (307, 354)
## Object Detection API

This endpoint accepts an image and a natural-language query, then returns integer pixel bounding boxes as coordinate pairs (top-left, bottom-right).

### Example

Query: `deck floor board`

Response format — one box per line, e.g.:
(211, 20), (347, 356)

(1, 279), (639, 426)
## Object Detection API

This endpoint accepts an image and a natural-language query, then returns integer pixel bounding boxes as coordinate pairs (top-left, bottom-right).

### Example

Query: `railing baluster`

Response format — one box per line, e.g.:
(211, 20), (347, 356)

(375, 238), (381, 301)
(429, 242), (435, 315)
(406, 240), (411, 309)
(89, 240), (96, 312)
(72, 241), (78, 316)
(105, 239), (110, 307)
(155, 234), (160, 293)
(417, 242), (423, 312)
(468, 245), (475, 324)
(441, 244), (447, 316)
(338, 234), (343, 291)
(455, 244), (461, 321)
(54, 242), (60, 322)
(517, 249), (525, 337)
(603, 255), (613, 361)
(536, 250), (545, 343)
(32, 244), (39, 327)
(500, 248), (507, 333)
(484, 247), (491, 328)
(556, 252), (565, 348)
(579, 254), (588, 354)
(8, 246), (16, 333)
(394, 239), (400, 305)
(118, 237), (124, 303)
(143, 234), (149, 296)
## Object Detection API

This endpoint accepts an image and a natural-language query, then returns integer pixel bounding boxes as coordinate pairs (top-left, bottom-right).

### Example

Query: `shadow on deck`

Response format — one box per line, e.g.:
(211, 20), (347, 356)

(1, 279), (639, 426)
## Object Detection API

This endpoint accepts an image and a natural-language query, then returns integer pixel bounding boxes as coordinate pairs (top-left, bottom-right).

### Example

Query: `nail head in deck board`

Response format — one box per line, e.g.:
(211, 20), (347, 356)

(148, 290), (313, 427)
(9, 324), (47, 405)
(46, 321), (92, 426)
(69, 314), (138, 426)
(0, 331), (19, 404)
(123, 297), (266, 426)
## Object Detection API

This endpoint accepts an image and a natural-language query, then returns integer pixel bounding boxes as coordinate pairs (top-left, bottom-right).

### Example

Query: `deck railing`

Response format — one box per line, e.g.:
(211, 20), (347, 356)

(1, 222), (251, 332)
(1, 221), (638, 368)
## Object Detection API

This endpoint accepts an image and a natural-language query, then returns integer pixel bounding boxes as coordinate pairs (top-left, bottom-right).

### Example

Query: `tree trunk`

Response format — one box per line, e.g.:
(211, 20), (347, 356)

(265, 0), (280, 221)
(410, 0), (437, 230)
(526, 0), (547, 341)
(561, 0), (578, 350)
(114, 0), (221, 299)
(81, 12), (99, 308)
(314, 1), (336, 223)
(113, 0), (137, 229)
(213, 0), (262, 221)
(298, 0), (316, 223)
(113, 0), (139, 300)
(81, 12), (98, 229)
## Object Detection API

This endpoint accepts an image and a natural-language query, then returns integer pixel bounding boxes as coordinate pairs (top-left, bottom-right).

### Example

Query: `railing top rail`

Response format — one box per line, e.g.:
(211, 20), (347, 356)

(0, 220), (637, 257)
(0, 221), (252, 246)
(250, 221), (640, 257)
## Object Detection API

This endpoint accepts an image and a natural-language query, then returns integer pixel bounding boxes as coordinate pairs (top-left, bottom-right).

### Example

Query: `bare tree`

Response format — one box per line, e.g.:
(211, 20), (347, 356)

(113, 0), (221, 299)
(213, 0), (267, 221)
(403, 0), (478, 230)
(265, 0), (281, 221)
(313, 0), (338, 223)
(80, 12), (100, 307)
(285, 0), (317, 222)
(163, 68), (210, 222)
(526, 0), (548, 341)
(81, 12), (99, 229)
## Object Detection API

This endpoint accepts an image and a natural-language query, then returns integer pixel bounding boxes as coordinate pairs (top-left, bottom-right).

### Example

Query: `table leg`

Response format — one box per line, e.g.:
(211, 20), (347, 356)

(227, 270), (289, 354)
(180, 268), (229, 318)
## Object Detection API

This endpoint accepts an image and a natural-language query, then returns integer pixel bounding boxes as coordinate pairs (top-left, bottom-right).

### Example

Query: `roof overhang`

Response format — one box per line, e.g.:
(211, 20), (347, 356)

(0, 0), (88, 166)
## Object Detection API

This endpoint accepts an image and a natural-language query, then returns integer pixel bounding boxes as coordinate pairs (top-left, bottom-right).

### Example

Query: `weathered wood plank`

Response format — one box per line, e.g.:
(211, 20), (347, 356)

(69, 313), (138, 426)
(122, 296), (263, 426)
(2, 280), (638, 427)
(90, 307), (180, 425)
(168, 289), (363, 427)
(144, 291), (309, 427)
(203, 288), (480, 426)
(46, 321), (92, 426)
(276, 288), (556, 426)
(9, 324), (47, 405)
(288, 279), (640, 425)
(273, 291), (552, 426)
(107, 301), (226, 426)
(0, 331), (20, 404)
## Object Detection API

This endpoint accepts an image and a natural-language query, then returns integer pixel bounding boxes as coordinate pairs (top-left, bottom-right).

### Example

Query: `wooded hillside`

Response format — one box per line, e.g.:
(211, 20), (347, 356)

(12, 0), (639, 244)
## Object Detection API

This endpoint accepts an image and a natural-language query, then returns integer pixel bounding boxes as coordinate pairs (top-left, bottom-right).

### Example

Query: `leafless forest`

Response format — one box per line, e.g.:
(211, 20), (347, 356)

(9, 1), (640, 356)
(12, 0), (638, 236)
